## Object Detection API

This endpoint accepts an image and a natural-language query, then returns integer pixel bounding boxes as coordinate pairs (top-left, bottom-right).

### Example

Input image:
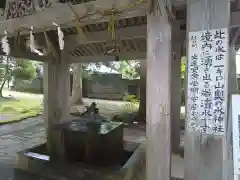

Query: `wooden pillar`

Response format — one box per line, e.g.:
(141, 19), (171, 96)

(226, 46), (238, 180)
(137, 59), (146, 122)
(171, 22), (182, 153)
(44, 59), (70, 123)
(71, 63), (83, 105)
(185, 0), (231, 180)
(146, 1), (172, 180)
(44, 59), (70, 157)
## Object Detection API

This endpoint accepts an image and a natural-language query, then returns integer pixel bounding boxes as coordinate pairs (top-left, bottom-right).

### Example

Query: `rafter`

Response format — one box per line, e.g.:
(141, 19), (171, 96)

(69, 52), (146, 63)
(65, 24), (147, 50)
(0, 0), (148, 36)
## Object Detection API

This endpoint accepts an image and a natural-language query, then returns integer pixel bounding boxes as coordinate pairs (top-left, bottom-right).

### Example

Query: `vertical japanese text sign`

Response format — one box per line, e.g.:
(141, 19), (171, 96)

(187, 28), (228, 135)
(232, 95), (240, 180)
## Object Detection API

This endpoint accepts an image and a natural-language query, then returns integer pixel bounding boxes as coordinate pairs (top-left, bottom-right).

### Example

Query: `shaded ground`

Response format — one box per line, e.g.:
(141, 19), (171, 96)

(0, 116), (45, 165)
(0, 89), (43, 124)
(0, 115), (183, 180)
(0, 89), (184, 179)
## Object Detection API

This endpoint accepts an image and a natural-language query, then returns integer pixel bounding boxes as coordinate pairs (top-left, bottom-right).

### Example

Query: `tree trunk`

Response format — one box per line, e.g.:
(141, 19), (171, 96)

(71, 63), (83, 105)
(0, 61), (9, 97)
(0, 78), (6, 97)
(136, 60), (146, 122)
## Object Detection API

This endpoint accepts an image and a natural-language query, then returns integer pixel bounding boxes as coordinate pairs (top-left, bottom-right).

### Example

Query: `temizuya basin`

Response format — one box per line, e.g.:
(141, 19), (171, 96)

(15, 141), (146, 180)
(62, 119), (124, 166)
(15, 117), (146, 180)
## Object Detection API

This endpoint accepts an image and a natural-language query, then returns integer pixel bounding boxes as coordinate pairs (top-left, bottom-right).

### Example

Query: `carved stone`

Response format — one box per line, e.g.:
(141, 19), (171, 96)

(5, 0), (34, 19)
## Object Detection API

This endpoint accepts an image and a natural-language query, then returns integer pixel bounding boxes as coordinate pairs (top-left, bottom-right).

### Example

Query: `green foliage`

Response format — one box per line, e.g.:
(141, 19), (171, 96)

(0, 58), (12, 96)
(73, 61), (141, 81)
(119, 61), (140, 80)
(0, 98), (42, 125)
(181, 56), (186, 79)
(123, 94), (139, 103)
(101, 60), (140, 80)
(12, 60), (36, 80)
(180, 56), (186, 105)
(123, 94), (139, 112)
(0, 66), (4, 82)
(81, 62), (103, 80)
(0, 59), (6, 81)
(82, 70), (92, 79)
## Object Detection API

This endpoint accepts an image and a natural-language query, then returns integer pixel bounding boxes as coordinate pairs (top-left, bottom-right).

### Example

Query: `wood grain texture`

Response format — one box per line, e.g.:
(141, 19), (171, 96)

(226, 46), (237, 180)
(185, 1), (231, 180)
(0, 0), (148, 36)
(43, 55), (70, 157)
(146, 1), (172, 179)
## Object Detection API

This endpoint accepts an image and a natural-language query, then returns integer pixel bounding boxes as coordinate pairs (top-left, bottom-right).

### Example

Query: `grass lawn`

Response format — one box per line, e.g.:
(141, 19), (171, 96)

(0, 97), (43, 125)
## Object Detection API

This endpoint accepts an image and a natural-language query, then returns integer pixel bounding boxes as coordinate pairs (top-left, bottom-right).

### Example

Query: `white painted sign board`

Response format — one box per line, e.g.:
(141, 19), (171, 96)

(187, 28), (228, 135)
(232, 95), (240, 180)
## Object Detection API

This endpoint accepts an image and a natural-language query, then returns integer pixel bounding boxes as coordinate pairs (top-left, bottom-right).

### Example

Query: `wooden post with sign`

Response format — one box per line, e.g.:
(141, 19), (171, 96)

(231, 95), (240, 180)
(185, 0), (232, 180)
(226, 46), (238, 180)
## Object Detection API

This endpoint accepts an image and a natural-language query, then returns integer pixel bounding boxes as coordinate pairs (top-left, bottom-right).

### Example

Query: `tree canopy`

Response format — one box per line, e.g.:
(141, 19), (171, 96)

(100, 60), (140, 80)
(0, 58), (37, 97)
(11, 60), (36, 80)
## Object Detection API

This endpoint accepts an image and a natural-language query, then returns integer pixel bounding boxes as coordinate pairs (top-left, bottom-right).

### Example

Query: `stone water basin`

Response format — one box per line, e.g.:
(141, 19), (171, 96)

(15, 141), (146, 180)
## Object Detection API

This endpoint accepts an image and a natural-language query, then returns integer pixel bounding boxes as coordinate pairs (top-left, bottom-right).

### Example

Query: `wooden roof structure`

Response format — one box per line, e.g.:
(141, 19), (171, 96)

(0, 0), (240, 62)
(2, 1), (238, 180)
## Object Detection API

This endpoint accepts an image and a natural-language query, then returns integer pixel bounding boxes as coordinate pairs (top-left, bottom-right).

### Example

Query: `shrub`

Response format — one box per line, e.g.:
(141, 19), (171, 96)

(12, 60), (36, 80)
(123, 94), (139, 112)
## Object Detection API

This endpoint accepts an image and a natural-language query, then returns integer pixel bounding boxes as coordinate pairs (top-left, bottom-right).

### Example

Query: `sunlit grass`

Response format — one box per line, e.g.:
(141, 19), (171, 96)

(0, 97), (42, 125)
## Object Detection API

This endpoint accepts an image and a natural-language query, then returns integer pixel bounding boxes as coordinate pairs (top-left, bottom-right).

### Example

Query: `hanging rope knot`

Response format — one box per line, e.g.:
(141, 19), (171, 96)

(108, 10), (116, 40)
(1, 30), (10, 56)
(104, 0), (148, 41)
(2, 0), (149, 51)
(67, 2), (87, 40)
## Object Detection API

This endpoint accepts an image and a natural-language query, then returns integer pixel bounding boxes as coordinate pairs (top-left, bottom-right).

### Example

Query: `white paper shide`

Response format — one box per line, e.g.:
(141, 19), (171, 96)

(1, 30), (10, 56)
(53, 22), (64, 50)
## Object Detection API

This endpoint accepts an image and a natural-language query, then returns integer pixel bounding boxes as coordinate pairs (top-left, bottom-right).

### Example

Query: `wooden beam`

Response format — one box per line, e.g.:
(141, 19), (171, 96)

(0, 49), (48, 62)
(0, 35), (48, 61)
(70, 54), (117, 62)
(1, 0), (239, 37)
(226, 46), (238, 180)
(185, 1), (231, 180)
(173, 0), (236, 7)
(14, 52), (47, 62)
(146, 1), (172, 180)
(0, 0), (148, 36)
(65, 23), (185, 52)
(65, 25), (147, 51)
(69, 52), (146, 62)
